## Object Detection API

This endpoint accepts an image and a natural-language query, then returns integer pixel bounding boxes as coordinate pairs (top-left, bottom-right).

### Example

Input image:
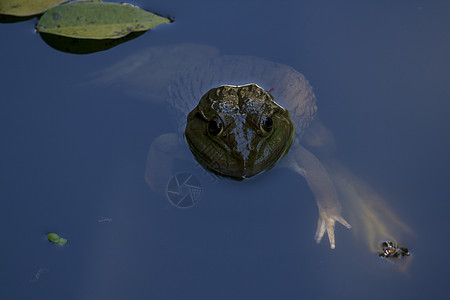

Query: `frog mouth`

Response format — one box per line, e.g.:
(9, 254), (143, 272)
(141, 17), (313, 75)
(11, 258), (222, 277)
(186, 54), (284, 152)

(185, 130), (293, 180)
(185, 133), (247, 180)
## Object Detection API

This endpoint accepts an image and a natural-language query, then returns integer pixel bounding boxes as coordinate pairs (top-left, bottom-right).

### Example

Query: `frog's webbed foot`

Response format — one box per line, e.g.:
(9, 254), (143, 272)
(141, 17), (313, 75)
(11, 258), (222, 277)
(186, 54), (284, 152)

(314, 207), (351, 249)
(283, 141), (351, 249)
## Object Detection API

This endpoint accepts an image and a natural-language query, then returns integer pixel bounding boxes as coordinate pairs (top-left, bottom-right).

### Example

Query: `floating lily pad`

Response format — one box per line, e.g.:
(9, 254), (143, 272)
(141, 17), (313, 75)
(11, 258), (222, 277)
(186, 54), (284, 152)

(0, 0), (67, 17)
(47, 232), (67, 246)
(36, 0), (172, 39)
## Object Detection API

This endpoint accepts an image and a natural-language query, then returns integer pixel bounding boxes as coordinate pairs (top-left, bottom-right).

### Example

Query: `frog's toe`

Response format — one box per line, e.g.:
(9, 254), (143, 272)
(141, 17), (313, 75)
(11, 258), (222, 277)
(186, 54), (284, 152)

(326, 224), (336, 249)
(314, 218), (327, 245)
(324, 218), (336, 249)
(336, 215), (351, 229)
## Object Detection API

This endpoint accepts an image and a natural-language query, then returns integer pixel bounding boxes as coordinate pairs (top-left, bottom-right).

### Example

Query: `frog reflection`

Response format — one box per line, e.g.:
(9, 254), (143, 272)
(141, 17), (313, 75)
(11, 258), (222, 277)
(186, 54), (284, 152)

(93, 44), (412, 253)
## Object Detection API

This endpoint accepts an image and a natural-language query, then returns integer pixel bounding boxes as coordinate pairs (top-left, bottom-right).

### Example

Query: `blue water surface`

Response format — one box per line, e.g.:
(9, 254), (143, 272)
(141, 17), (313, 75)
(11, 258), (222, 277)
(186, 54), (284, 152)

(1, 1), (449, 299)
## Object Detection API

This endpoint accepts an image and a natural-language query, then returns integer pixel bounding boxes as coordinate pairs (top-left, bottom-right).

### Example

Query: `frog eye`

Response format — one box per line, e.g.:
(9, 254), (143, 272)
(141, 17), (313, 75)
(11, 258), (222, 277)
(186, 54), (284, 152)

(208, 117), (223, 136)
(260, 115), (273, 133)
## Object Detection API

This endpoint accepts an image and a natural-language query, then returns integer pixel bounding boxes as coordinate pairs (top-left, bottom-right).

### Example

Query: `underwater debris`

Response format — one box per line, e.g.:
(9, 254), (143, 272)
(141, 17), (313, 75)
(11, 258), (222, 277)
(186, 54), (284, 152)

(379, 241), (410, 258)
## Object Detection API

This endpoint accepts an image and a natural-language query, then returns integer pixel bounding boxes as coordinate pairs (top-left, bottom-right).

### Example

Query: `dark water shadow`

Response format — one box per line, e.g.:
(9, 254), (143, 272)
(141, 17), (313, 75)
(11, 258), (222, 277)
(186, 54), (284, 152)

(0, 14), (36, 23)
(39, 31), (147, 55)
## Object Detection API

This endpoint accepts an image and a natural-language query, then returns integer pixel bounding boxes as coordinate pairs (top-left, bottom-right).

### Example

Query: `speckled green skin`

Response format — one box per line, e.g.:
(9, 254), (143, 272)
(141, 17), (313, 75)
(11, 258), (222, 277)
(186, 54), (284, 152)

(185, 84), (294, 180)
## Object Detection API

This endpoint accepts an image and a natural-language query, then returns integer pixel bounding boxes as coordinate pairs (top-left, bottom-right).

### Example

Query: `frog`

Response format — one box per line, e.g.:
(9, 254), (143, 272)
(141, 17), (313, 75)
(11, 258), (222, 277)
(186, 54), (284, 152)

(93, 44), (412, 252)
(182, 83), (350, 248)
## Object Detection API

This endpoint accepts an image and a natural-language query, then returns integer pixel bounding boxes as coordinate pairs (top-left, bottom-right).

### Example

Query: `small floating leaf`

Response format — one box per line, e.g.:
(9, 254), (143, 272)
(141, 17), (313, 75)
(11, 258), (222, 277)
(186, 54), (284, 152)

(36, 1), (172, 39)
(47, 232), (67, 246)
(0, 0), (68, 17)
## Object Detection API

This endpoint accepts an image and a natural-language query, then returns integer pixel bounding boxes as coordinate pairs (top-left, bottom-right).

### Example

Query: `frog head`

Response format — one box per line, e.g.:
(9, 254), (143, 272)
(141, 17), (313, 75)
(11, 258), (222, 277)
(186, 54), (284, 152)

(185, 84), (294, 180)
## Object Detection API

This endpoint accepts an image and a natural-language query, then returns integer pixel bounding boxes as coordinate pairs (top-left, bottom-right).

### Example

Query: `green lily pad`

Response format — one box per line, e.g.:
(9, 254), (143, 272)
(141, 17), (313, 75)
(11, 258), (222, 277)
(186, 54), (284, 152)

(36, 0), (172, 39)
(47, 232), (67, 246)
(0, 0), (68, 17)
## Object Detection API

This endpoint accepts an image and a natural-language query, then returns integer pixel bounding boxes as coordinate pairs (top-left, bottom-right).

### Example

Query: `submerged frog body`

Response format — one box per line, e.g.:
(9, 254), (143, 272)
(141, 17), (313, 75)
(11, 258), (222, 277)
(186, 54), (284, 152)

(94, 44), (412, 253)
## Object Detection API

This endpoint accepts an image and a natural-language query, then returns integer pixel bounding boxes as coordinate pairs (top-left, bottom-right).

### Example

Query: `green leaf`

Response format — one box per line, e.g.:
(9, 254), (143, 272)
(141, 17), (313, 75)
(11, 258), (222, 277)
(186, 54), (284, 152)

(57, 237), (68, 245)
(36, 1), (172, 39)
(47, 232), (68, 246)
(0, 0), (68, 17)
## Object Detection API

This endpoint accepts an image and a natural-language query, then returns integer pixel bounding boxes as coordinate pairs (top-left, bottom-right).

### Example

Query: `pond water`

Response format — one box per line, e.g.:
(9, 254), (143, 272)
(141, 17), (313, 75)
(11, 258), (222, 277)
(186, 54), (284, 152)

(1, 1), (449, 299)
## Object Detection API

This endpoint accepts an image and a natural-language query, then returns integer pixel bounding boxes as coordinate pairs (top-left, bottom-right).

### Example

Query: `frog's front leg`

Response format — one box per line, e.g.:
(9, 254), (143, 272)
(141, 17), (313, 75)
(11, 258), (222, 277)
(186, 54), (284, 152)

(282, 139), (351, 249)
(145, 133), (190, 195)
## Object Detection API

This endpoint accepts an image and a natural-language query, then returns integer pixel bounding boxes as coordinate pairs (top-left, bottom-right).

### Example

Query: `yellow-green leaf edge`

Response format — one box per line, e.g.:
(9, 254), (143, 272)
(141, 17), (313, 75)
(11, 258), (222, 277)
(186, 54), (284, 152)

(0, 0), (68, 17)
(36, 1), (171, 39)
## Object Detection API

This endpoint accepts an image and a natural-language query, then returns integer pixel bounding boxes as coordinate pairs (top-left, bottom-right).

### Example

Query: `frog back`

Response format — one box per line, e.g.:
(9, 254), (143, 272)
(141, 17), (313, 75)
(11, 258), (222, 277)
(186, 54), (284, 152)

(92, 44), (317, 138)
(168, 51), (317, 139)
